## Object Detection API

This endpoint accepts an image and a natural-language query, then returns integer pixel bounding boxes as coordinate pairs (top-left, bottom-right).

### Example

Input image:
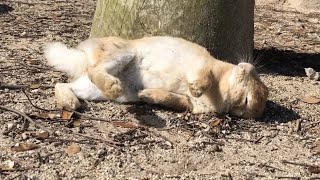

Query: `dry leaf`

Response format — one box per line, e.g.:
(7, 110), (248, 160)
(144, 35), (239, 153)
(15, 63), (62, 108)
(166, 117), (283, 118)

(27, 60), (40, 65)
(11, 143), (38, 152)
(20, 131), (49, 139)
(210, 119), (222, 127)
(29, 84), (41, 89)
(34, 131), (49, 139)
(65, 144), (81, 155)
(0, 160), (15, 171)
(305, 67), (320, 81)
(62, 111), (74, 120)
(72, 119), (81, 127)
(112, 121), (139, 128)
(308, 166), (320, 174)
(312, 140), (320, 155)
(302, 96), (320, 104)
(34, 112), (60, 119)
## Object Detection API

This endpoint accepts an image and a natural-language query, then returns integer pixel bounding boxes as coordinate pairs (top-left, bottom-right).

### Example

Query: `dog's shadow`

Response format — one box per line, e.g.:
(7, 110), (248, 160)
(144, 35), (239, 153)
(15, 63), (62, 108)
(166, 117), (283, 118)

(126, 103), (167, 128)
(259, 100), (300, 123)
(0, 4), (13, 14)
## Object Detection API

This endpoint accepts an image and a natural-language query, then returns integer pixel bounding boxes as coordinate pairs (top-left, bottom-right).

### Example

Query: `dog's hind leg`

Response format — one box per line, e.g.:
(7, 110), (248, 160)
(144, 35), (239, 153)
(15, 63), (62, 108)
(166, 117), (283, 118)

(55, 83), (81, 110)
(87, 51), (135, 99)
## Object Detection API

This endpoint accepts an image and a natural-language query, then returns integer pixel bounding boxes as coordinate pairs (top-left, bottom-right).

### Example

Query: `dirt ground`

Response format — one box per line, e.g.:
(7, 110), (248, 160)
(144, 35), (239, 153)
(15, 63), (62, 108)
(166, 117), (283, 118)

(0, 0), (320, 179)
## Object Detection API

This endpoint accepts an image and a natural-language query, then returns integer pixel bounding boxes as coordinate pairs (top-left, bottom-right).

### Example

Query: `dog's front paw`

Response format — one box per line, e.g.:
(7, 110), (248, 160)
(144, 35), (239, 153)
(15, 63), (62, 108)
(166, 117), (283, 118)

(103, 78), (123, 99)
(189, 81), (204, 97)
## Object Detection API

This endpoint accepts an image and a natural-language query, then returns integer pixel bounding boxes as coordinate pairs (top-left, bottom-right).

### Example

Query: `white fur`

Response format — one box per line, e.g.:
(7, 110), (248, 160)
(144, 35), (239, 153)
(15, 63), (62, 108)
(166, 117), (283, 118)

(44, 42), (88, 78)
(70, 75), (107, 100)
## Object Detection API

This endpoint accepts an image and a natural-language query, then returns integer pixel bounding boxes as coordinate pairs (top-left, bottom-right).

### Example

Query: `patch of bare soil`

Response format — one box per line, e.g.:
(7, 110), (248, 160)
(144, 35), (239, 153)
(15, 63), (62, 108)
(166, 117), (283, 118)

(0, 0), (319, 179)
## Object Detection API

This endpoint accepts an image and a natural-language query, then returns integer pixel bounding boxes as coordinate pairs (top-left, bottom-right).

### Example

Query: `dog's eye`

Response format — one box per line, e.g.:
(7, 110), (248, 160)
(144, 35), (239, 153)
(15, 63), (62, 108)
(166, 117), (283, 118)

(245, 97), (248, 105)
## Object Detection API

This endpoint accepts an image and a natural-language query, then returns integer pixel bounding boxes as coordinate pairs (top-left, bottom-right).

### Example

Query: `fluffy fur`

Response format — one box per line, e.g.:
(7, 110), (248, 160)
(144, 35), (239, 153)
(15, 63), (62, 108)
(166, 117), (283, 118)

(45, 36), (269, 118)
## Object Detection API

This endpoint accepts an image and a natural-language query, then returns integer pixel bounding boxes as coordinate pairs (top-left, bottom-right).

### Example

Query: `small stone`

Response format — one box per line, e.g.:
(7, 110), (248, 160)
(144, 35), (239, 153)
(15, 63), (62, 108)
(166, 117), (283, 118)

(21, 133), (28, 140)
(305, 68), (320, 81)
(308, 18), (319, 23)
(20, 32), (26, 36)
(7, 123), (14, 129)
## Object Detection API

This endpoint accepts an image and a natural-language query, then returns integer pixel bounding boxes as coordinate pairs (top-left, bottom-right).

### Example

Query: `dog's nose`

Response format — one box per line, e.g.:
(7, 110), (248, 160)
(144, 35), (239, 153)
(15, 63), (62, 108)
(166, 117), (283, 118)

(238, 63), (254, 73)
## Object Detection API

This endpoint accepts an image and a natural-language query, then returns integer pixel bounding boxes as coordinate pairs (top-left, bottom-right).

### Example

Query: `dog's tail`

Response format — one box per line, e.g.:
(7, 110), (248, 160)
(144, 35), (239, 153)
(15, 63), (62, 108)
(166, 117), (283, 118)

(44, 42), (89, 78)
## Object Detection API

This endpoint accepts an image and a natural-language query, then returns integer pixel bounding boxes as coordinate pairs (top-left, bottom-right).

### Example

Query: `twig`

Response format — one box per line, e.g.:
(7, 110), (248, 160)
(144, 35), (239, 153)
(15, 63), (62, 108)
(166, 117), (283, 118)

(8, 174), (23, 180)
(254, 136), (264, 144)
(74, 132), (122, 148)
(8, 0), (53, 5)
(129, 140), (158, 147)
(73, 111), (111, 122)
(0, 105), (53, 135)
(92, 148), (109, 168)
(281, 160), (318, 168)
(23, 90), (109, 122)
(258, 163), (285, 172)
(0, 84), (53, 90)
(225, 137), (256, 143)
(0, 84), (28, 90)
(305, 121), (320, 130)
(309, 177), (320, 180)
(148, 129), (174, 147)
(275, 176), (301, 180)
(22, 63), (59, 72)
(2, 123), (17, 136)
(294, 119), (302, 132)
(22, 90), (58, 112)
(43, 137), (96, 145)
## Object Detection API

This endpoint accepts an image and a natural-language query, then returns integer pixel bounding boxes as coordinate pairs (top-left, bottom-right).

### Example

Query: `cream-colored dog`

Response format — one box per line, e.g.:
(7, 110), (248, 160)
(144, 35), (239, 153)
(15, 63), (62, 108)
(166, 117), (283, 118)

(45, 36), (268, 118)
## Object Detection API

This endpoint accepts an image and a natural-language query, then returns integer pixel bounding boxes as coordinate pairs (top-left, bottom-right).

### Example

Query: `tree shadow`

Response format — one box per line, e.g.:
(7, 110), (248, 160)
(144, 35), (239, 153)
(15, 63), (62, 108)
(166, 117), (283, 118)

(126, 103), (167, 128)
(0, 4), (13, 14)
(254, 48), (320, 77)
(259, 101), (300, 123)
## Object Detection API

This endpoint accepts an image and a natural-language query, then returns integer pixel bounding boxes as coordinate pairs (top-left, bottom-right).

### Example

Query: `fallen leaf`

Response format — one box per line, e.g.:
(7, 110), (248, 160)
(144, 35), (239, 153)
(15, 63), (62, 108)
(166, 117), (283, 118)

(11, 143), (38, 152)
(112, 121), (139, 128)
(72, 119), (81, 127)
(65, 144), (81, 155)
(19, 131), (49, 139)
(29, 84), (41, 89)
(34, 131), (49, 139)
(210, 119), (222, 127)
(312, 140), (320, 155)
(302, 96), (320, 104)
(0, 160), (15, 171)
(308, 166), (320, 174)
(62, 111), (74, 120)
(27, 60), (40, 65)
(33, 112), (60, 119)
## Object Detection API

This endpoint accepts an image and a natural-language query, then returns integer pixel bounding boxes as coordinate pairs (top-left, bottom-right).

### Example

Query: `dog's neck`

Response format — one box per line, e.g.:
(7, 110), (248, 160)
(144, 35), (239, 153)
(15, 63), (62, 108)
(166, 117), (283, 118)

(208, 57), (235, 83)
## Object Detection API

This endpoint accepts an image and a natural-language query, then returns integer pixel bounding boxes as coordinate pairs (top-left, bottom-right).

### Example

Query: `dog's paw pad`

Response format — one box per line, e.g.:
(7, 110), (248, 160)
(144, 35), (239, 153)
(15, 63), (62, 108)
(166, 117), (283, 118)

(189, 82), (203, 97)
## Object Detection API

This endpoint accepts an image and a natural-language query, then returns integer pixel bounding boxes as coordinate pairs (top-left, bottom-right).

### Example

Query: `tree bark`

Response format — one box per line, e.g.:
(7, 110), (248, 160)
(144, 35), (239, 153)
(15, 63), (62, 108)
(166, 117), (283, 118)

(90, 0), (254, 63)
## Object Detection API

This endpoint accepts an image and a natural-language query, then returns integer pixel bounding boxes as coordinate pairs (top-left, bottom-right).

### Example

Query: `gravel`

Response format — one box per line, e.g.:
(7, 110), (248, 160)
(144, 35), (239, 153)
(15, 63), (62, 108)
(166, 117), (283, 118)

(0, 0), (319, 179)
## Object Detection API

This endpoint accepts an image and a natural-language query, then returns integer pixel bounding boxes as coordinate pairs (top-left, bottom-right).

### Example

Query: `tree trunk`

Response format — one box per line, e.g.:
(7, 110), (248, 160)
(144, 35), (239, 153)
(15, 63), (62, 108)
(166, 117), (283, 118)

(90, 0), (254, 63)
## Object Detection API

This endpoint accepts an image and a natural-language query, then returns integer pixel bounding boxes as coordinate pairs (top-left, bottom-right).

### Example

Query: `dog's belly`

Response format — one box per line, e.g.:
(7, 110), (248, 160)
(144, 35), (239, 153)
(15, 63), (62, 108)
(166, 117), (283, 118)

(127, 40), (202, 93)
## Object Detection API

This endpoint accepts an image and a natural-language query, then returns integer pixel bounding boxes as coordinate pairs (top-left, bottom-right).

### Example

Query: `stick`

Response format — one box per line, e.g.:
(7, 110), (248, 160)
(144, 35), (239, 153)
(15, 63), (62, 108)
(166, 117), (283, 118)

(282, 160), (319, 169)
(275, 176), (301, 180)
(0, 84), (53, 90)
(74, 132), (122, 148)
(25, 64), (59, 72)
(0, 105), (53, 135)
(73, 111), (111, 122)
(44, 137), (97, 145)
(0, 84), (28, 90)
(22, 90), (58, 112)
